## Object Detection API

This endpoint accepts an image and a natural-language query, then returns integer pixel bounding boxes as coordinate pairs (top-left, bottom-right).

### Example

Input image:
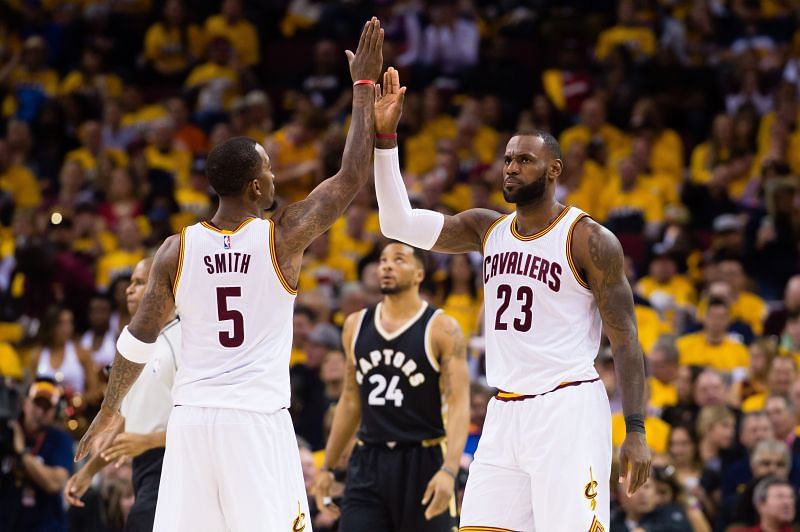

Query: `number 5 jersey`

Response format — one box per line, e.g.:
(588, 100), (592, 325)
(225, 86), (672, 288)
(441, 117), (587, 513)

(482, 206), (602, 396)
(172, 217), (297, 413)
(352, 302), (445, 444)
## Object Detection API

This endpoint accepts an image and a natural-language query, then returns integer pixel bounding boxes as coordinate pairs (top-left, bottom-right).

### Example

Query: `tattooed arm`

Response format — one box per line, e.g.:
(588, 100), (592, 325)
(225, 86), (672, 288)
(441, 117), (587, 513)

(572, 218), (650, 495)
(75, 235), (179, 461)
(271, 19), (383, 286)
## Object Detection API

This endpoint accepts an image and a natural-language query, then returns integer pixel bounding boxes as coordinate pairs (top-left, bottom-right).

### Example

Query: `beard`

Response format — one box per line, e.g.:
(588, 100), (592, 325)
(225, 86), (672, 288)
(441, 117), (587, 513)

(380, 279), (412, 295)
(503, 171), (548, 205)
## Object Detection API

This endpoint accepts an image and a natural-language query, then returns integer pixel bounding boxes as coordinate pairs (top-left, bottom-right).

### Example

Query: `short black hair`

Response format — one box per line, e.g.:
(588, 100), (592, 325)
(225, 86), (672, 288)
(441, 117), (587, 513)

(707, 297), (729, 311)
(385, 241), (427, 271)
(206, 137), (262, 197)
(293, 305), (317, 323)
(514, 129), (562, 159)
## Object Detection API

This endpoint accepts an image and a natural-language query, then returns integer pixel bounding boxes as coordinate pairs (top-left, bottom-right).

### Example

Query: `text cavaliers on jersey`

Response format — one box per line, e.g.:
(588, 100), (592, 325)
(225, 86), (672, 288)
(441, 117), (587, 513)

(352, 302), (444, 444)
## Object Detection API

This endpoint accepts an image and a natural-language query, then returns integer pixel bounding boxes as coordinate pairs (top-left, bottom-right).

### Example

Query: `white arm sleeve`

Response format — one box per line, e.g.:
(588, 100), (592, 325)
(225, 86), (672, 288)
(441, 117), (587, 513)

(374, 147), (444, 250)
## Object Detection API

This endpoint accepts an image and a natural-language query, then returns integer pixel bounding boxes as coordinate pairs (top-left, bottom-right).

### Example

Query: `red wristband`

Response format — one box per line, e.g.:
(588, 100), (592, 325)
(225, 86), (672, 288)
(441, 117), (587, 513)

(376, 133), (398, 139)
(353, 79), (375, 87)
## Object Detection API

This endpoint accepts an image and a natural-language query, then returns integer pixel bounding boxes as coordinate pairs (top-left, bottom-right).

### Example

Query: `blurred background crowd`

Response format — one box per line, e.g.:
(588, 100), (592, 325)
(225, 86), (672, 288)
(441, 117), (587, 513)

(0, 0), (798, 530)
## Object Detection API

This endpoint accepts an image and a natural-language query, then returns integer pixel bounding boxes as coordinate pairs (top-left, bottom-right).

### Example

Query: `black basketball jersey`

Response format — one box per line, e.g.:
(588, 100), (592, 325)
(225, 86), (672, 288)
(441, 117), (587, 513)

(353, 302), (445, 444)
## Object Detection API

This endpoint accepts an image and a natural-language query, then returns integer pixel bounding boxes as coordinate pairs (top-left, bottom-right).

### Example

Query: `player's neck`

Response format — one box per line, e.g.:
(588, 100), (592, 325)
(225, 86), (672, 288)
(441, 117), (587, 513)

(514, 198), (565, 236)
(212, 200), (261, 230)
(381, 291), (424, 323)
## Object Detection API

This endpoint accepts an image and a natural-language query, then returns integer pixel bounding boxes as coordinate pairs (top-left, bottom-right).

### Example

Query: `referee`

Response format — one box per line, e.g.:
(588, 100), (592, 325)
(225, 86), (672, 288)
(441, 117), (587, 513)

(64, 257), (180, 531)
(313, 242), (469, 531)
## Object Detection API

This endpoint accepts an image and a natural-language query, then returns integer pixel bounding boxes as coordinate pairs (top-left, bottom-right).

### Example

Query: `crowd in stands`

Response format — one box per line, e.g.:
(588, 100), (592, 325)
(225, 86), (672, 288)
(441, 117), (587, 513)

(0, 0), (799, 530)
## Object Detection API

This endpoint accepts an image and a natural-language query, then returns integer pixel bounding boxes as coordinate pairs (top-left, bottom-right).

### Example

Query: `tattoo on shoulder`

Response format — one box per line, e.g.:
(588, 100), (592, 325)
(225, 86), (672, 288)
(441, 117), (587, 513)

(585, 222), (634, 333)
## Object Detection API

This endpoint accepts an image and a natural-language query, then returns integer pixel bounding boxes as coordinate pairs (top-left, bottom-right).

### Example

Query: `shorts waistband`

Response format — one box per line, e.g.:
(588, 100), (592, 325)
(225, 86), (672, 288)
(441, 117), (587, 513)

(356, 436), (445, 449)
(495, 378), (601, 402)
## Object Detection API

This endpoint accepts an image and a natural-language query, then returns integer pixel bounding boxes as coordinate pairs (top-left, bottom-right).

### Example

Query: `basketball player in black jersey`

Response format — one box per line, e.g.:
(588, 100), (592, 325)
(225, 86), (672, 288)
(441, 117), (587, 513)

(313, 242), (470, 531)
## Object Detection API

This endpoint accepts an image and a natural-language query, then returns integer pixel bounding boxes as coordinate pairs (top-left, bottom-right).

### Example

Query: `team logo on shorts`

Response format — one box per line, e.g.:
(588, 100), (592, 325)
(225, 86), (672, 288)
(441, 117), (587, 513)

(584, 466), (598, 511)
(223, 235), (232, 249)
(292, 501), (306, 532)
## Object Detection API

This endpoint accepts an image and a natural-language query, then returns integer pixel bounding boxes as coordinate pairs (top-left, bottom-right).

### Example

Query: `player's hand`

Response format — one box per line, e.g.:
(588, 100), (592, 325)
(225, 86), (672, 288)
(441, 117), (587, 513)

(101, 432), (154, 467)
(75, 406), (123, 462)
(346, 17), (384, 84)
(374, 67), (406, 135)
(64, 470), (92, 507)
(618, 432), (651, 496)
(422, 469), (455, 520)
(312, 470), (341, 519)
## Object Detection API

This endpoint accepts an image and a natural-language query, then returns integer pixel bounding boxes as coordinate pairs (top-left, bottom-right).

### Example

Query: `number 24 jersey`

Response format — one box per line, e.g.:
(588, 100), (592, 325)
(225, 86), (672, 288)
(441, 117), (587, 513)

(482, 207), (602, 395)
(173, 218), (296, 413)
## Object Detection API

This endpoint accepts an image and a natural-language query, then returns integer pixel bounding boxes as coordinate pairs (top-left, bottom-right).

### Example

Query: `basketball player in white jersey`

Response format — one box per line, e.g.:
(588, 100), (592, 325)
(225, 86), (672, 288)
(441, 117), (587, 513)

(75, 18), (385, 531)
(372, 71), (651, 531)
(64, 257), (180, 531)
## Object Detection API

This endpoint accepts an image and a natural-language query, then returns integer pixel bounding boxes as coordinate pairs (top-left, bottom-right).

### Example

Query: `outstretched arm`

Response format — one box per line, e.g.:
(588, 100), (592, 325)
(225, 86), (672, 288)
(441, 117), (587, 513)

(272, 18), (383, 264)
(75, 235), (179, 461)
(372, 69), (500, 254)
(572, 218), (650, 495)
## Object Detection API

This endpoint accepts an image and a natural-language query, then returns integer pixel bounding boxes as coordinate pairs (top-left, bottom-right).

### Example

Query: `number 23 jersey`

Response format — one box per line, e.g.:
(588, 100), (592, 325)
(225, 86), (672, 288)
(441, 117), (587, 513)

(482, 206), (602, 395)
(173, 218), (296, 413)
(352, 302), (445, 444)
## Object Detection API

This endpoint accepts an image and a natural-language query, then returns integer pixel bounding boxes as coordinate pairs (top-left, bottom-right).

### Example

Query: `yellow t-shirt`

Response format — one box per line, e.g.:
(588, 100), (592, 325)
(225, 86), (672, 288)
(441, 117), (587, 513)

(328, 215), (379, 264)
(144, 22), (205, 72)
(290, 346), (307, 367)
(650, 129), (684, 181)
(441, 183), (474, 213)
(696, 292), (768, 336)
(145, 145), (192, 188)
(184, 62), (240, 110)
(96, 249), (145, 290)
(596, 180), (663, 223)
(443, 293), (482, 338)
(268, 128), (320, 202)
(595, 25), (658, 61)
(636, 275), (697, 308)
(0, 165), (42, 209)
(298, 255), (358, 293)
(742, 393), (767, 413)
(611, 414), (670, 454)
(559, 124), (631, 166)
(175, 186), (211, 216)
(205, 15), (260, 66)
(689, 141), (730, 185)
(2, 66), (59, 117)
(649, 377), (678, 410)
(66, 147), (129, 173)
(636, 304), (666, 354)
(59, 71), (124, 98)
(677, 332), (750, 372)
(0, 342), (22, 380)
(121, 104), (168, 129)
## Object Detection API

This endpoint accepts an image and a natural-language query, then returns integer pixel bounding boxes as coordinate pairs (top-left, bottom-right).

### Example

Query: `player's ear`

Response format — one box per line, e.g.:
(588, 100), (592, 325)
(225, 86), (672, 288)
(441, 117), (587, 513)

(249, 178), (261, 197)
(549, 159), (563, 179)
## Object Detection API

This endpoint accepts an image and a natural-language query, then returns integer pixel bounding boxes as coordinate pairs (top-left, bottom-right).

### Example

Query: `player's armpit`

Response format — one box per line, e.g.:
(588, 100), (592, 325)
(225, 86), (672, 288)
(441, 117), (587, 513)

(430, 209), (504, 254)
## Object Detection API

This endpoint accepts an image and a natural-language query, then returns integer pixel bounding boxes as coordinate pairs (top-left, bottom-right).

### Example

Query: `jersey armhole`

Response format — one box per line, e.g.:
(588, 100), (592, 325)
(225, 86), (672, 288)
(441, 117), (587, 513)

(267, 219), (298, 295)
(481, 214), (507, 253)
(349, 309), (367, 363)
(566, 214), (591, 290)
(424, 309), (444, 373)
(172, 227), (187, 296)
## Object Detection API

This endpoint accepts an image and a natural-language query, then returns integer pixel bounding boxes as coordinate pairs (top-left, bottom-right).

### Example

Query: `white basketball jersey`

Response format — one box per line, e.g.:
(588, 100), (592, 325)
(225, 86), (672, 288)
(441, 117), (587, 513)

(482, 206), (602, 395)
(173, 218), (296, 413)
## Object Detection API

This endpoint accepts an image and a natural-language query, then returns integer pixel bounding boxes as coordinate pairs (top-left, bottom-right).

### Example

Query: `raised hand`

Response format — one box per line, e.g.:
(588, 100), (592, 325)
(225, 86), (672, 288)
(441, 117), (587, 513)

(374, 67), (406, 135)
(345, 17), (384, 84)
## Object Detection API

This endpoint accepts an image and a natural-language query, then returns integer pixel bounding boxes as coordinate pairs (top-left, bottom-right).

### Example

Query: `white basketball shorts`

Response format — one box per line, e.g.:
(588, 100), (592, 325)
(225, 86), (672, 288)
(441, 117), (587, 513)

(460, 379), (611, 532)
(153, 406), (311, 532)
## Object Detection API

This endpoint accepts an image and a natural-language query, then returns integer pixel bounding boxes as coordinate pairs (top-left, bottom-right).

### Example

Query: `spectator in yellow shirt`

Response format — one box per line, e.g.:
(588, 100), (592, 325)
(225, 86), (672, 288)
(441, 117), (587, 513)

(559, 97), (630, 165)
(595, 0), (657, 62)
(636, 251), (697, 314)
(328, 201), (379, 267)
(719, 258), (768, 335)
(1, 36), (59, 120)
(204, 0), (260, 67)
(298, 232), (357, 294)
(733, 337), (778, 408)
(596, 156), (663, 231)
(648, 339), (680, 412)
(264, 112), (326, 203)
(0, 341), (22, 379)
(65, 120), (129, 178)
(555, 140), (606, 218)
(59, 45), (123, 101)
(184, 36), (241, 122)
(690, 113), (733, 185)
(144, 116), (192, 188)
(677, 298), (750, 372)
(95, 217), (145, 290)
(0, 138), (41, 210)
(630, 97), (684, 181)
(143, 0), (204, 82)
(742, 356), (797, 413)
